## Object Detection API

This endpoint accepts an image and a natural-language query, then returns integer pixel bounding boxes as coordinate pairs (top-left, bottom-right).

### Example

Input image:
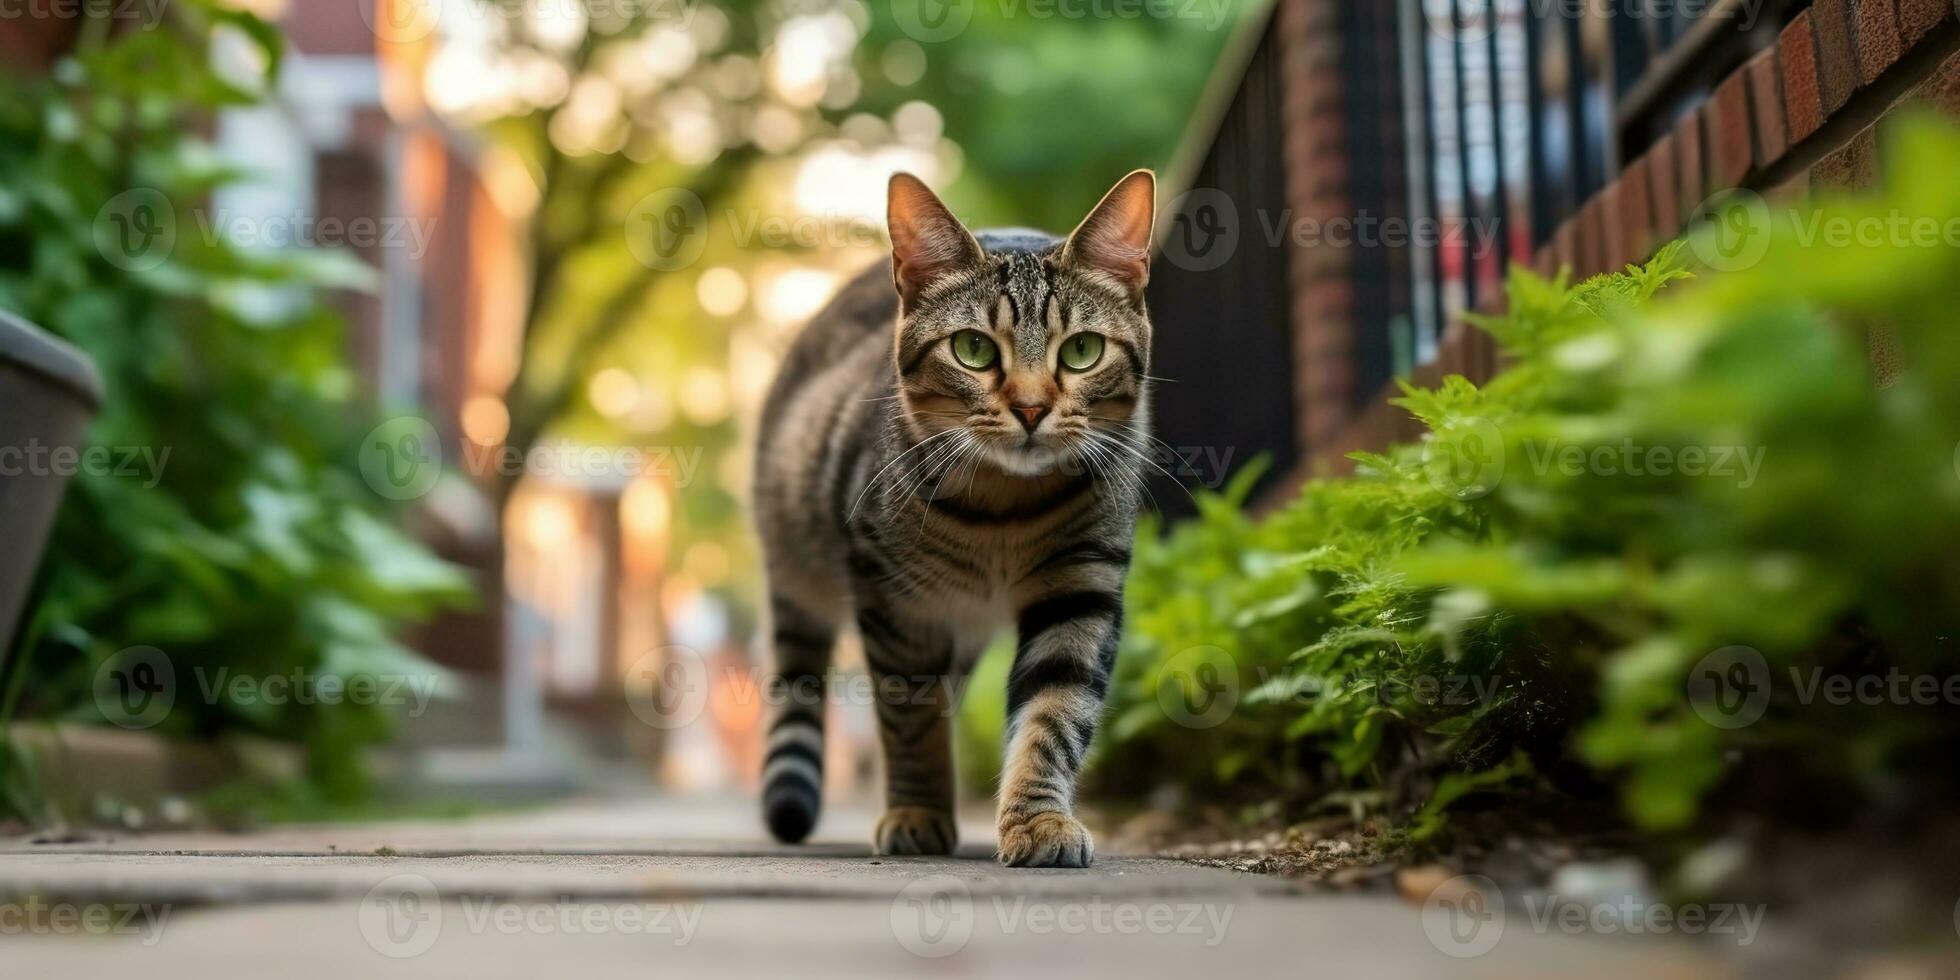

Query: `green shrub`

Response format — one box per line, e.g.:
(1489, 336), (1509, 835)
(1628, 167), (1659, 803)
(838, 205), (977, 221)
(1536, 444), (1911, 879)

(1099, 114), (1960, 832)
(0, 3), (471, 816)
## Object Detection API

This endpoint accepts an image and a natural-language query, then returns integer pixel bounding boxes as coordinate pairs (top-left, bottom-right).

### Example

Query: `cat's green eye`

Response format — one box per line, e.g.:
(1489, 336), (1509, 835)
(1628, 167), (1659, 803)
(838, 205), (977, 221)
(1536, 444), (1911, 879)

(950, 330), (999, 370)
(1059, 333), (1105, 371)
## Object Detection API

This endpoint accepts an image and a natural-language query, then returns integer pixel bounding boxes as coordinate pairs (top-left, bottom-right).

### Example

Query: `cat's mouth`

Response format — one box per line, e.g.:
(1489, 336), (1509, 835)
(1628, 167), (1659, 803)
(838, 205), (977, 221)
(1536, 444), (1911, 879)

(980, 431), (1079, 477)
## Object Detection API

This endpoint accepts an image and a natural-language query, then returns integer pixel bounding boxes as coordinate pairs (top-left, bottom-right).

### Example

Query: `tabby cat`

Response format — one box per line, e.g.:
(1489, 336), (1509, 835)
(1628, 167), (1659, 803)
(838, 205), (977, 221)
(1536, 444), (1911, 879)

(752, 170), (1156, 867)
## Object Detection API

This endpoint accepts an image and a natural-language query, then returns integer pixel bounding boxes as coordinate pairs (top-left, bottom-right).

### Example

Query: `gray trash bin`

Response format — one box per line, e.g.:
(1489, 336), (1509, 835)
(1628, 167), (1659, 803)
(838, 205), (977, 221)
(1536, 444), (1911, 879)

(0, 310), (103, 659)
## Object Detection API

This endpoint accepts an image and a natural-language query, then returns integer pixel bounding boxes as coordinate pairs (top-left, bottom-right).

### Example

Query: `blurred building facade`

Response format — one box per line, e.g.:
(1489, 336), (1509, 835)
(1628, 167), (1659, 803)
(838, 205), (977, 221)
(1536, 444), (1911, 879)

(275, 0), (662, 768)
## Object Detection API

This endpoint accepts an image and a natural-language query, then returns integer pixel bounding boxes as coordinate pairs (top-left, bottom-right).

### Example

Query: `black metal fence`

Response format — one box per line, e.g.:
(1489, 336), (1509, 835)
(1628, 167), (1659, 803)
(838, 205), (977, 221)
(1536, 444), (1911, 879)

(1388, 0), (1805, 383)
(1144, 23), (1298, 514)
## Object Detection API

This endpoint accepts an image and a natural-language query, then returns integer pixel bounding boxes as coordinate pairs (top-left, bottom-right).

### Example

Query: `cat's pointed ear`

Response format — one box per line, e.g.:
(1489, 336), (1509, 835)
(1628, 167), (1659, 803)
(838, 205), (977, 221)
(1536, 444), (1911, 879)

(888, 173), (982, 309)
(1062, 169), (1156, 296)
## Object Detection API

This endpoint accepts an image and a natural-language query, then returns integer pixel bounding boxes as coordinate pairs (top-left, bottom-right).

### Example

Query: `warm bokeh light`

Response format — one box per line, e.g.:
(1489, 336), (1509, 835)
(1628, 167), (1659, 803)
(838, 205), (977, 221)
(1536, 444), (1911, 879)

(767, 13), (858, 108)
(754, 266), (841, 329)
(521, 492), (577, 548)
(750, 104), (804, 154)
(727, 333), (778, 412)
(792, 143), (941, 224)
(678, 367), (730, 426)
(626, 384), (675, 432)
(696, 267), (749, 317)
(620, 476), (671, 541)
(524, 0), (588, 53)
(891, 101), (944, 146)
(587, 367), (641, 419)
(461, 394), (511, 446)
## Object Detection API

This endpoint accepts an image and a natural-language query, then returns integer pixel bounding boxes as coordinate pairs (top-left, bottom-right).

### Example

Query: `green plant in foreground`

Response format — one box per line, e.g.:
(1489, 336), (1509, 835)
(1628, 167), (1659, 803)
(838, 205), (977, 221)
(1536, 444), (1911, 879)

(1100, 113), (1960, 833)
(0, 5), (471, 817)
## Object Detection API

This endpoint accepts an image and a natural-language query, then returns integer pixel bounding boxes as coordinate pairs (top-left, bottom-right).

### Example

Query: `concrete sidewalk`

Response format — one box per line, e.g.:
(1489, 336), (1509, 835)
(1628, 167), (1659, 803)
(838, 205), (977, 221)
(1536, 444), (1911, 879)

(0, 797), (1778, 978)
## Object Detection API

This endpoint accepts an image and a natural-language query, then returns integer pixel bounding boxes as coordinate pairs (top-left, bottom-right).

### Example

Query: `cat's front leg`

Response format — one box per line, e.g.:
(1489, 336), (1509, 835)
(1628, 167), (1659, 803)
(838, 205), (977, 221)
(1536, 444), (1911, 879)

(857, 600), (963, 856)
(997, 588), (1123, 868)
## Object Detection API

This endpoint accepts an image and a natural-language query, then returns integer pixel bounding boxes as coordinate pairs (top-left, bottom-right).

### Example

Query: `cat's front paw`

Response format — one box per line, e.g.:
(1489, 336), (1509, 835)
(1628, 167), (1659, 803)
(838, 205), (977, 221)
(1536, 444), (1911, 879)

(996, 811), (1093, 868)
(875, 806), (958, 856)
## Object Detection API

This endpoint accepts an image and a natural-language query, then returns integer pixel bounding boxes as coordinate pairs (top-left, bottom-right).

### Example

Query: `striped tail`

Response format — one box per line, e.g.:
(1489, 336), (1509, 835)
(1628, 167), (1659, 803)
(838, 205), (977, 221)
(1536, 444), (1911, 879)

(763, 711), (825, 842)
(762, 599), (834, 843)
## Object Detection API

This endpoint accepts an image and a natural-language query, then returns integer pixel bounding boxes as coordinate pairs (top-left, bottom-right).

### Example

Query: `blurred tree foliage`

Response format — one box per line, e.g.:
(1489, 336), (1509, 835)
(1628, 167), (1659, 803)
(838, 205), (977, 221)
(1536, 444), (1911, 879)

(1097, 116), (1960, 837)
(0, 3), (470, 822)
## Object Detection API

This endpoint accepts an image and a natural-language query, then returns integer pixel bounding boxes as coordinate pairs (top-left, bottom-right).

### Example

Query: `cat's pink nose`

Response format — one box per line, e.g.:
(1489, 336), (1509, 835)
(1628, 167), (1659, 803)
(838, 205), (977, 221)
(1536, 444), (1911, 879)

(1011, 403), (1050, 432)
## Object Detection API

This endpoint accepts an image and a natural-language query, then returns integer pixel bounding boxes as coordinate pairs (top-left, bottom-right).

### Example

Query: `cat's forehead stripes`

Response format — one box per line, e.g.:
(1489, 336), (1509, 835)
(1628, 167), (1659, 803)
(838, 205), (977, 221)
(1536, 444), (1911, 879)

(987, 250), (1058, 365)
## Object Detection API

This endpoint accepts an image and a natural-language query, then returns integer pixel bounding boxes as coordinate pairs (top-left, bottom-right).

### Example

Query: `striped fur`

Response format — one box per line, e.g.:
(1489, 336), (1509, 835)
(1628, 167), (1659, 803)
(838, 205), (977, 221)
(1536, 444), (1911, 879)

(753, 172), (1155, 867)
